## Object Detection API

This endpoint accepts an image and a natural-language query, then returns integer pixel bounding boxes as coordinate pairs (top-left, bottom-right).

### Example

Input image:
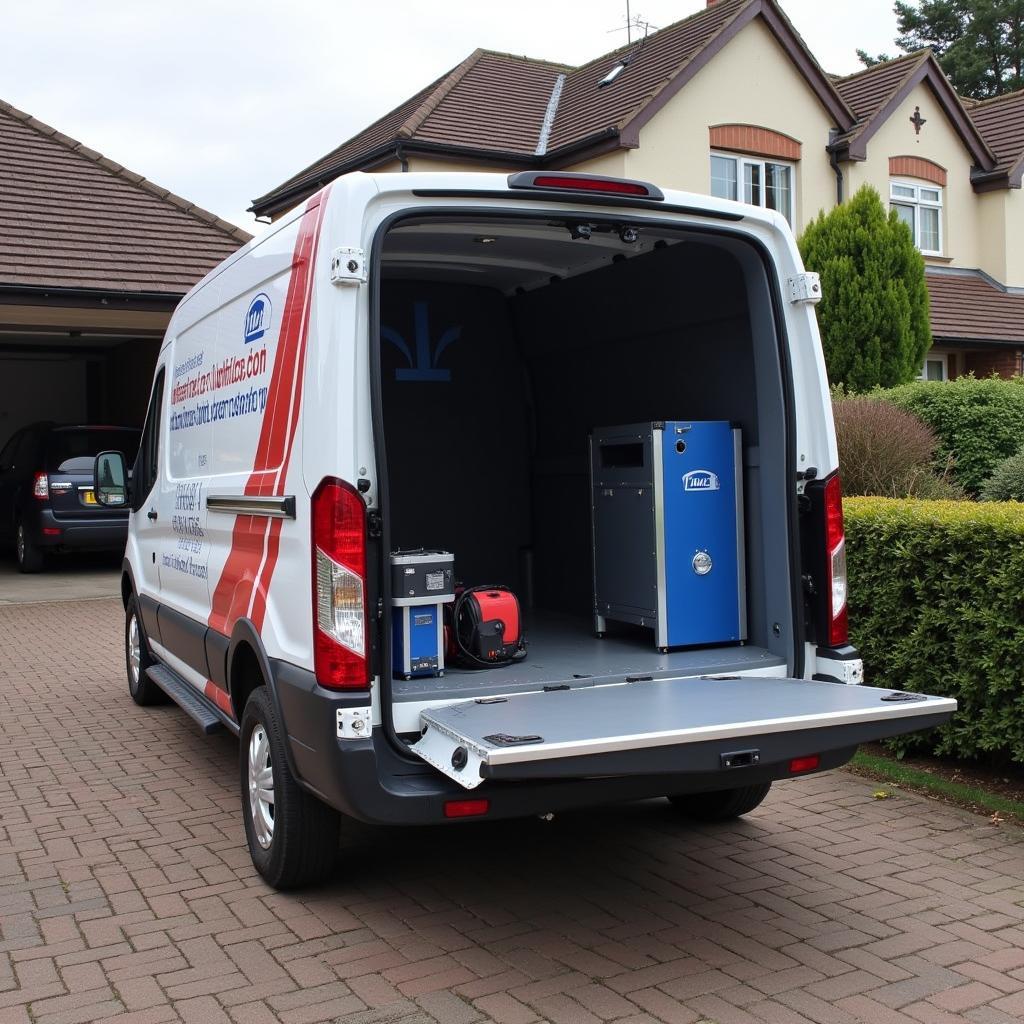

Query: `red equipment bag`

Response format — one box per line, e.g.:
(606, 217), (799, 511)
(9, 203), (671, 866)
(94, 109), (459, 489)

(446, 584), (528, 668)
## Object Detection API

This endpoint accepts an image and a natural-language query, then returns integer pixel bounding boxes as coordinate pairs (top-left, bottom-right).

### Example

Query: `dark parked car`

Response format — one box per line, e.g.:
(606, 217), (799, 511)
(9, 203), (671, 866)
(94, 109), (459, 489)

(0, 423), (141, 573)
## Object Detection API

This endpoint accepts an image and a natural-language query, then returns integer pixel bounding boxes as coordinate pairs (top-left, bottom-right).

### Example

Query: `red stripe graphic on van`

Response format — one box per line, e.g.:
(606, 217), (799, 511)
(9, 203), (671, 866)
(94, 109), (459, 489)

(207, 191), (330, 636)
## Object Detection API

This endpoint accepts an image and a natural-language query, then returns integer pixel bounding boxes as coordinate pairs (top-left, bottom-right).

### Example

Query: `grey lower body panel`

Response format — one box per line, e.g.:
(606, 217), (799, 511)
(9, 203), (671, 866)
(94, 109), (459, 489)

(411, 675), (956, 789)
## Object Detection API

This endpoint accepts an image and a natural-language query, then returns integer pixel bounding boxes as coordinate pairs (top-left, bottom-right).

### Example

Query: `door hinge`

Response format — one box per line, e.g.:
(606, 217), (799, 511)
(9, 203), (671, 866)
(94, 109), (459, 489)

(788, 272), (822, 305)
(330, 247), (367, 285)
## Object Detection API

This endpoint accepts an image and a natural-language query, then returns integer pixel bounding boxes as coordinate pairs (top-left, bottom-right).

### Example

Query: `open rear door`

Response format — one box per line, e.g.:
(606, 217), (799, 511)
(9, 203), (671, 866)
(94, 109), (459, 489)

(410, 676), (955, 790)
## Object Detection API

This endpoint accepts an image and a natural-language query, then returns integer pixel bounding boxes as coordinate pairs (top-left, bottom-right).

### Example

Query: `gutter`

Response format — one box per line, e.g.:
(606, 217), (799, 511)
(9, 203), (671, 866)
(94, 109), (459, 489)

(827, 130), (844, 206)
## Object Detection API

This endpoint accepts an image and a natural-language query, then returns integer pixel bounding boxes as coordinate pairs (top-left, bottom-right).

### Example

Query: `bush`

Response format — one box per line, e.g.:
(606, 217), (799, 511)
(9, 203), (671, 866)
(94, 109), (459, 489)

(845, 496), (1024, 764)
(799, 185), (931, 390)
(833, 395), (965, 498)
(981, 448), (1024, 501)
(882, 375), (1024, 494)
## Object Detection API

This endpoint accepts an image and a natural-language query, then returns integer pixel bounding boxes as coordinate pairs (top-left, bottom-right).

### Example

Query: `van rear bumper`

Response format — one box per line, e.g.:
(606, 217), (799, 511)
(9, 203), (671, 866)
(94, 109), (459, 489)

(271, 661), (942, 826)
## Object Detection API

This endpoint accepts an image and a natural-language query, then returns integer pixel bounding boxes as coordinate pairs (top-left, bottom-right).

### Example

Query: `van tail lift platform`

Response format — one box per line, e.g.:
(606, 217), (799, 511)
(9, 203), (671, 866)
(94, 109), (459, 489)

(409, 675), (956, 790)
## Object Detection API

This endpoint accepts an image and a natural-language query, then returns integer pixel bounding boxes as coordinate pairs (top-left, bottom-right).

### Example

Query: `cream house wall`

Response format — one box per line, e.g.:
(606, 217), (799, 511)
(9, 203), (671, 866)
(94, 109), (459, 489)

(843, 82), (982, 273)
(1000, 189), (1024, 287)
(977, 190), (1010, 284)
(623, 17), (838, 234)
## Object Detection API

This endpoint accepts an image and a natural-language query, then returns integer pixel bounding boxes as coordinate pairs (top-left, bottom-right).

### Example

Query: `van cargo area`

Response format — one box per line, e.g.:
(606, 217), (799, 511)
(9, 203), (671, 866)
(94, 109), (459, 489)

(377, 214), (795, 734)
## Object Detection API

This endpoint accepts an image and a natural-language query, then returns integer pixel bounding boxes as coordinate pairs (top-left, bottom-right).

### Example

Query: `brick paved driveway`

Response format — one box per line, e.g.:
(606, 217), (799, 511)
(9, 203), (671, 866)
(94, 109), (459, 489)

(3, 598), (1024, 1024)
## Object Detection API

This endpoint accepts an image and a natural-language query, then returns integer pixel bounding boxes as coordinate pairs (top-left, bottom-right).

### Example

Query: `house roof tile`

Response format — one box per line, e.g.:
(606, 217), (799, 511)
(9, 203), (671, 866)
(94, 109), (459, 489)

(0, 98), (250, 295)
(927, 270), (1024, 344)
(969, 88), (1024, 180)
(250, 0), (854, 217)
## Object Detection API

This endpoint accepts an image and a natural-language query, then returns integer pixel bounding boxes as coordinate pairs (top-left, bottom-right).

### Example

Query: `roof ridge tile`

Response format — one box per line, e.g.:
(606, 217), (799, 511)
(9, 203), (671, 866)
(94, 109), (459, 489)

(400, 49), (484, 138)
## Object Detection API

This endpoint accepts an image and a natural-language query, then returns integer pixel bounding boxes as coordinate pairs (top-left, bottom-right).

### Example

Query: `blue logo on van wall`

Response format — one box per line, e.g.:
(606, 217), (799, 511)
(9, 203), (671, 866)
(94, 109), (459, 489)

(244, 293), (272, 344)
(382, 302), (460, 382)
(683, 469), (720, 492)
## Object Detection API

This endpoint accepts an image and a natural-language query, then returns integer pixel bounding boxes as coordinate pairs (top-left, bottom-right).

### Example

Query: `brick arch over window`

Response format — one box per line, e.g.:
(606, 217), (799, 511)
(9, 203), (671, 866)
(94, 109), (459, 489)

(708, 125), (802, 161)
(889, 156), (947, 187)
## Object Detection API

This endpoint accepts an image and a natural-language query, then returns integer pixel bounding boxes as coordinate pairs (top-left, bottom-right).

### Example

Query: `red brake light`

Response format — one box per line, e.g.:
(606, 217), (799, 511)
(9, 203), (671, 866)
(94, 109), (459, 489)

(444, 799), (489, 818)
(789, 755), (821, 774)
(824, 474), (848, 646)
(532, 175), (649, 196)
(312, 478), (370, 690)
(33, 472), (49, 500)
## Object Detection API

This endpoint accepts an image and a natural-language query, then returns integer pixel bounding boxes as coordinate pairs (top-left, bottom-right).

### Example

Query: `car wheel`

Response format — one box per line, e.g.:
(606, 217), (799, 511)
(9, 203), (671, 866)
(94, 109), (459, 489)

(15, 520), (43, 573)
(240, 686), (340, 890)
(668, 782), (772, 821)
(125, 595), (165, 705)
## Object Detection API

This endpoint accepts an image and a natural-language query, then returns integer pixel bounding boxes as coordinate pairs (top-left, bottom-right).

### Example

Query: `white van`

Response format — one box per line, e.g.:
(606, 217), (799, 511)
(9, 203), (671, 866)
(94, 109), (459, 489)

(96, 171), (955, 889)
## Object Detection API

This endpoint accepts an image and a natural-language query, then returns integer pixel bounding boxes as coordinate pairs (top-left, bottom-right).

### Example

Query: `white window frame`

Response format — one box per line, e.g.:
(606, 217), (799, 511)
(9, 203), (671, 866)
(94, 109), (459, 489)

(710, 151), (796, 225)
(917, 352), (948, 381)
(890, 180), (943, 256)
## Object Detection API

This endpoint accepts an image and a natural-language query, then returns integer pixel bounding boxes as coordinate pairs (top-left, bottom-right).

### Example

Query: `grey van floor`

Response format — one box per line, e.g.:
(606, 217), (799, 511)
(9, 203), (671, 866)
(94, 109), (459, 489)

(392, 612), (785, 702)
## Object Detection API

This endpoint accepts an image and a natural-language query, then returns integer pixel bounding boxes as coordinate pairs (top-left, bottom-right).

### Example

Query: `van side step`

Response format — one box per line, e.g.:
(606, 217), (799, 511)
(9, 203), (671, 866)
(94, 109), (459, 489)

(146, 665), (224, 735)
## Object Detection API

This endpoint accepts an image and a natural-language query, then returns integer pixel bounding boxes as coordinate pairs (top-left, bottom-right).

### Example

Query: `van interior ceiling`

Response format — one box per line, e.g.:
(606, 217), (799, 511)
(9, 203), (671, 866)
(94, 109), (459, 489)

(377, 214), (795, 735)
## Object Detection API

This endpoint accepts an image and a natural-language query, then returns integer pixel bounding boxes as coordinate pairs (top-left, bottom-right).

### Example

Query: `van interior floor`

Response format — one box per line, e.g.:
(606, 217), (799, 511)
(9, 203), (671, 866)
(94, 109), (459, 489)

(392, 611), (786, 708)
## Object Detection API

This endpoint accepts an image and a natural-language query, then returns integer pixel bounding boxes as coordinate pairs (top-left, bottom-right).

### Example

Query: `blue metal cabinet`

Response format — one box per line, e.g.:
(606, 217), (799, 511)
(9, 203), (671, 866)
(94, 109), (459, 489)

(590, 421), (746, 650)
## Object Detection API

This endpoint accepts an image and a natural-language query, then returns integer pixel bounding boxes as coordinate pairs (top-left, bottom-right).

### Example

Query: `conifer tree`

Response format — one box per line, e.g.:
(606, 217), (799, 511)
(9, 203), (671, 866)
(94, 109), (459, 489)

(798, 186), (931, 391)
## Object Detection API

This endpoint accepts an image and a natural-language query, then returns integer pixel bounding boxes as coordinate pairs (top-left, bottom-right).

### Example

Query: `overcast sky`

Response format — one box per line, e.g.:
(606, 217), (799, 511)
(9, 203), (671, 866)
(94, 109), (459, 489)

(1, 1), (899, 231)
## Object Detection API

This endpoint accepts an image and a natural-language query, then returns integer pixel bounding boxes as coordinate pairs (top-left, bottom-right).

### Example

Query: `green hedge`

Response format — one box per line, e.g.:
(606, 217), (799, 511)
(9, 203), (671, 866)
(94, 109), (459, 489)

(845, 496), (1024, 764)
(881, 377), (1024, 494)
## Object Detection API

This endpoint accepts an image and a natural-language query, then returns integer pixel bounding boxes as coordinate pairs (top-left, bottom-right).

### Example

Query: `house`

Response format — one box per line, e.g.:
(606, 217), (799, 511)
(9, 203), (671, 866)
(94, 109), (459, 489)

(0, 99), (250, 442)
(250, 0), (1024, 381)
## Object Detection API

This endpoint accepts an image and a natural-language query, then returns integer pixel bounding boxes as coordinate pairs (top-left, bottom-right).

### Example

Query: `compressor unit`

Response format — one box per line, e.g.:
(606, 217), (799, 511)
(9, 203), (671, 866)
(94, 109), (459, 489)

(390, 550), (455, 679)
(590, 420), (746, 650)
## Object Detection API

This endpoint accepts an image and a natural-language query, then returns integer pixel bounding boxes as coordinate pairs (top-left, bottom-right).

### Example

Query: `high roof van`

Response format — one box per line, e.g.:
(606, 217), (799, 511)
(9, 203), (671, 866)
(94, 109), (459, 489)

(96, 172), (955, 889)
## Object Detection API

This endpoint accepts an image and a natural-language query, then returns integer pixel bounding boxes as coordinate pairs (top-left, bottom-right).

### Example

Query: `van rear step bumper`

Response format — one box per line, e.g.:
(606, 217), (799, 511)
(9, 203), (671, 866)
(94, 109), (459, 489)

(410, 676), (956, 790)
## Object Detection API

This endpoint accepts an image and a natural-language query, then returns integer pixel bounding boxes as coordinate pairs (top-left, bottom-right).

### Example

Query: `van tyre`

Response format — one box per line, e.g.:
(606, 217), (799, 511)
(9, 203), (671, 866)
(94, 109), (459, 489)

(125, 595), (165, 705)
(240, 687), (339, 889)
(15, 520), (43, 573)
(668, 782), (772, 821)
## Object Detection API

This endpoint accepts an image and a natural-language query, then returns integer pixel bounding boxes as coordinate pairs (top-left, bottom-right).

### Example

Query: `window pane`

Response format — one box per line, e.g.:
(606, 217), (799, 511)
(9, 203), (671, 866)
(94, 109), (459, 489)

(919, 206), (940, 251)
(891, 183), (915, 198)
(765, 163), (792, 223)
(925, 359), (946, 381)
(891, 202), (915, 237)
(920, 188), (941, 203)
(743, 162), (762, 206)
(710, 155), (737, 200)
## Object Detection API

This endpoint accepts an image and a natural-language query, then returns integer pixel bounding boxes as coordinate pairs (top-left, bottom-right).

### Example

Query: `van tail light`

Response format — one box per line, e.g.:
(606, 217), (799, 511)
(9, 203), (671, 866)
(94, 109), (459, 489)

(311, 478), (370, 690)
(789, 754), (821, 774)
(824, 473), (848, 646)
(33, 472), (49, 499)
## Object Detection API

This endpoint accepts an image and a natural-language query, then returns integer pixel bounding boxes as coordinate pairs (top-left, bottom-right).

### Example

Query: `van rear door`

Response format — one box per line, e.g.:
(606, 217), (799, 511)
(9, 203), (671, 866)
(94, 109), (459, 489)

(410, 676), (955, 789)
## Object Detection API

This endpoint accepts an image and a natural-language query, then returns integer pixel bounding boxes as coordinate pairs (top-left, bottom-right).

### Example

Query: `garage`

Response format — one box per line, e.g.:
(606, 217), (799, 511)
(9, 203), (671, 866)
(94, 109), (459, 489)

(0, 97), (249, 577)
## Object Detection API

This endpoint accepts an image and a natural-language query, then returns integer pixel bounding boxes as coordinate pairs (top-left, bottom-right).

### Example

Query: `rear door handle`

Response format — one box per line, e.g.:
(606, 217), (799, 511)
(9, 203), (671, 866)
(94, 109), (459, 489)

(147, 508), (158, 521)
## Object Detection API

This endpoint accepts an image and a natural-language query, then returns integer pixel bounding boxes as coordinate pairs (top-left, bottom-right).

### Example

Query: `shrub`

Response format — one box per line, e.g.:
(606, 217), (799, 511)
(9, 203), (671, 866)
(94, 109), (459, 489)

(981, 448), (1024, 501)
(833, 395), (965, 498)
(845, 496), (1024, 764)
(882, 375), (1024, 494)
(799, 185), (930, 390)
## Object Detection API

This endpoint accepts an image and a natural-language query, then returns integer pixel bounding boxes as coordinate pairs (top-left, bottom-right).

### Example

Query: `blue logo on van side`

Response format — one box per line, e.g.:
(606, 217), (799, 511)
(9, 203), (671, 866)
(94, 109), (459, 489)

(244, 293), (272, 344)
(683, 470), (720, 492)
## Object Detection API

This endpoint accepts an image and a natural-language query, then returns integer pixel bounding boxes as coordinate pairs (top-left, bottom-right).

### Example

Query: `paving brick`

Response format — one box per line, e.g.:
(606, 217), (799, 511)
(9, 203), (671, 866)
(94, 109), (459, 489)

(2, 596), (1024, 1024)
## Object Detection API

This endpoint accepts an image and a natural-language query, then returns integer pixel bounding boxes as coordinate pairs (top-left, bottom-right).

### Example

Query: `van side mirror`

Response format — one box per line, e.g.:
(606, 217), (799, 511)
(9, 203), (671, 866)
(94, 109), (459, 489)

(94, 451), (129, 507)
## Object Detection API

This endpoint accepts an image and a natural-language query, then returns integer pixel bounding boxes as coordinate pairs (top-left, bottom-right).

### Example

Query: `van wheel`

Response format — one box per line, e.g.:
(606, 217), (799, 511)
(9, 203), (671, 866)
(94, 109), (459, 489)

(125, 595), (164, 705)
(240, 687), (339, 889)
(668, 782), (772, 821)
(15, 520), (43, 573)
